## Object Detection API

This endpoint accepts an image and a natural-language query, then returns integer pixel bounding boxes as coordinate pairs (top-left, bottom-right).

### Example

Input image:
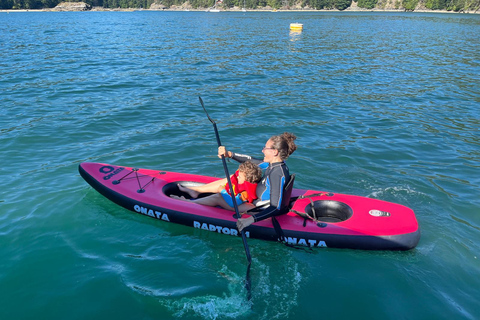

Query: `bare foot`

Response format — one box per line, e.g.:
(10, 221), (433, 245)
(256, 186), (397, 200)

(178, 184), (200, 199)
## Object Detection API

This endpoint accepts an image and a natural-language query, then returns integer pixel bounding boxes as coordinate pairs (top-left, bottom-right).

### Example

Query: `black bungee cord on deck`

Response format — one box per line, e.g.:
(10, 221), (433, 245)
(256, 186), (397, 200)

(112, 168), (165, 193)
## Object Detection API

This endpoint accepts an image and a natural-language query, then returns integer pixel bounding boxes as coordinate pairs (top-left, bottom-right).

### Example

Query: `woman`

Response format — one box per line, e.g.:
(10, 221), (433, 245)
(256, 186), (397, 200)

(180, 132), (297, 232)
(226, 132), (297, 232)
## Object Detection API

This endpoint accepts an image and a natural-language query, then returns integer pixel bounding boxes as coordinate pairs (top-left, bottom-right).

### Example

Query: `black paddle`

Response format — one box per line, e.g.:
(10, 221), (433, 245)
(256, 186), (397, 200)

(198, 96), (253, 266)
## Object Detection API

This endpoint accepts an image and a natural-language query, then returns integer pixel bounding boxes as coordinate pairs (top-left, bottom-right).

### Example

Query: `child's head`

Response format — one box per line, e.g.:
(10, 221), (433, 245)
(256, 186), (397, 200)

(238, 161), (262, 184)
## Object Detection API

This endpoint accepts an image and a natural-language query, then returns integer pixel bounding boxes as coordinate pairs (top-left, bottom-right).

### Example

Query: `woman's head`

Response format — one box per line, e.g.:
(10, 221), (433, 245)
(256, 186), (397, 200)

(238, 161), (262, 183)
(265, 132), (297, 161)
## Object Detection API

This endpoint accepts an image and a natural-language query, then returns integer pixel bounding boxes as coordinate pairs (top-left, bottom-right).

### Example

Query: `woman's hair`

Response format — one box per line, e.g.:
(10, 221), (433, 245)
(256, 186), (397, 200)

(239, 161), (262, 183)
(270, 132), (297, 160)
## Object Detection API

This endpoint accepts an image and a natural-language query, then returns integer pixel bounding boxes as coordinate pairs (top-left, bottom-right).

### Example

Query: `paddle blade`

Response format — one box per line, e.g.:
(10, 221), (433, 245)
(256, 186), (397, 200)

(245, 263), (252, 301)
(199, 96), (215, 124)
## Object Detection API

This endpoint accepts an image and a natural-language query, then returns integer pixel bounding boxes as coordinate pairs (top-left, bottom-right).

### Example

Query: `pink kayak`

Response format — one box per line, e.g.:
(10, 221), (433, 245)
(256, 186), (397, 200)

(79, 162), (420, 250)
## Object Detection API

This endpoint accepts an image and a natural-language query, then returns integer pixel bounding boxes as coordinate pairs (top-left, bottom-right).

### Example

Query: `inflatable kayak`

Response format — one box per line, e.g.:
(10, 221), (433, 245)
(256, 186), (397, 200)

(79, 162), (420, 250)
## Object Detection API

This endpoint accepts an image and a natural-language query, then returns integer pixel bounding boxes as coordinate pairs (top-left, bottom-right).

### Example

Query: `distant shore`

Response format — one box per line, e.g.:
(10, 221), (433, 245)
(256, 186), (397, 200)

(1, 7), (479, 14)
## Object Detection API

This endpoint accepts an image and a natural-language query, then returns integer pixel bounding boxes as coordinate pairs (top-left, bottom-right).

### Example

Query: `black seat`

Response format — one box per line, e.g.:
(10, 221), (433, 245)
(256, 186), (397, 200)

(270, 174), (295, 243)
(279, 174), (295, 214)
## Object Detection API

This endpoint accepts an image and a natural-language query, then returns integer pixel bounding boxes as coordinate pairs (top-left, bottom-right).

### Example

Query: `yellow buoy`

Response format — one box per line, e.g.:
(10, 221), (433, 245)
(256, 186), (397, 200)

(290, 23), (303, 31)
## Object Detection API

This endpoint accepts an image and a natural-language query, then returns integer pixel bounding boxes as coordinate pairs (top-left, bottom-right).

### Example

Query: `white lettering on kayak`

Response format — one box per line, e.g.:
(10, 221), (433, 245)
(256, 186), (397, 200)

(193, 221), (250, 238)
(133, 205), (170, 222)
(285, 236), (327, 247)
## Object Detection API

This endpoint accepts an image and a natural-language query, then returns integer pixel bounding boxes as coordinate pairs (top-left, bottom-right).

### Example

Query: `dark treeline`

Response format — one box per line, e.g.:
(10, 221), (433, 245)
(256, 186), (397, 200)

(1, 0), (478, 13)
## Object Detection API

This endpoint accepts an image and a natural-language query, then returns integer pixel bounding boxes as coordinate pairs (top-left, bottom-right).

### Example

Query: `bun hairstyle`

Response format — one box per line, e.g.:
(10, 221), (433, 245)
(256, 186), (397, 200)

(270, 132), (297, 160)
(281, 132), (297, 156)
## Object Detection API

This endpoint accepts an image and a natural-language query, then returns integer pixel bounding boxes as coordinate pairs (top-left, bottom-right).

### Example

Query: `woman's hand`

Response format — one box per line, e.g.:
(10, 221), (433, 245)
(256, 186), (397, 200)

(237, 216), (255, 232)
(218, 146), (231, 159)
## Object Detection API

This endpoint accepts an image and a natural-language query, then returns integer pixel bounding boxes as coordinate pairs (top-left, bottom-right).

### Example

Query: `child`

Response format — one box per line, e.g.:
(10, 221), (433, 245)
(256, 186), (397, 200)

(176, 161), (262, 211)
(219, 161), (262, 208)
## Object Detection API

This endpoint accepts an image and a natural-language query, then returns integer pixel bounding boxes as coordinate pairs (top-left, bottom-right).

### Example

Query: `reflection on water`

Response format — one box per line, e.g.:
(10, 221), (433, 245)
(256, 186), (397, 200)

(289, 31), (302, 43)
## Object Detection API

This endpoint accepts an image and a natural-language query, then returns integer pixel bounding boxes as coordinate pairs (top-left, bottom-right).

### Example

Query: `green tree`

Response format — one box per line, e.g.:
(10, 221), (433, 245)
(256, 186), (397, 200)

(41, 0), (59, 7)
(12, 0), (24, 8)
(25, 0), (41, 8)
(446, 0), (473, 10)
(222, 0), (236, 7)
(334, 0), (351, 9)
(357, 0), (377, 8)
(267, 0), (282, 7)
(0, 0), (13, 8)
(425, 0), (446, 8)
(402, 0), (418, 9)
(308, 0), (334, 9)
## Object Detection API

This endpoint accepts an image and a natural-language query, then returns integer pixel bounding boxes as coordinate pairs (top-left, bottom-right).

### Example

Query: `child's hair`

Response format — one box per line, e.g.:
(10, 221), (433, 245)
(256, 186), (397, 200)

(239, 161), (262, 183)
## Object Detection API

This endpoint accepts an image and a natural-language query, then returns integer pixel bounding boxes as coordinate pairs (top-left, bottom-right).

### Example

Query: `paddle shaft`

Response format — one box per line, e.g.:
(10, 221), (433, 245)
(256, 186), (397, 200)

(199, 97), (252, 265)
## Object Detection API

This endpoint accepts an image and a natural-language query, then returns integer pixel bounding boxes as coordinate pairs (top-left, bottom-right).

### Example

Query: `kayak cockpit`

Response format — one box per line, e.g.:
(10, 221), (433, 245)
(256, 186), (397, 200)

(162, 181), (214, 199)
(304, 200), (354, 223)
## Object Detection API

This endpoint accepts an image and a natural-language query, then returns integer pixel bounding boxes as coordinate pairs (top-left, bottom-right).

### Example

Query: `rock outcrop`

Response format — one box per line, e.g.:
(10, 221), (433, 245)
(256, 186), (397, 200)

(54, 2), (92, 11)
(149, 2), (166, 10)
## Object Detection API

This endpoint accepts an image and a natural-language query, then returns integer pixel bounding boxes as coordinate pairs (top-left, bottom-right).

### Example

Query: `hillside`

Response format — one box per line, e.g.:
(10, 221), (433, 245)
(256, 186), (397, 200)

(2, 0), (479, 13)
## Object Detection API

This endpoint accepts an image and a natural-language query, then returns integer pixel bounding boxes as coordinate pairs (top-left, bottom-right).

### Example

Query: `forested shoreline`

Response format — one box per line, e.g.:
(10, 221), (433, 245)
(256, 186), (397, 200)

(1, 0), (479, 13)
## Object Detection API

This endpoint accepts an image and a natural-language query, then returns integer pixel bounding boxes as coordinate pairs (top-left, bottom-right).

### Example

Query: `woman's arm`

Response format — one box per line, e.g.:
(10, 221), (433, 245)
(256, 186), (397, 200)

(218, 146), (263, 165)
(231, 153), (263, 165)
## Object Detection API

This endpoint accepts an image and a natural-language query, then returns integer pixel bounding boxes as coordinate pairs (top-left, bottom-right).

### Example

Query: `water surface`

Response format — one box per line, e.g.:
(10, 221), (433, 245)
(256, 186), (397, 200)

(1, 11), (479, 320)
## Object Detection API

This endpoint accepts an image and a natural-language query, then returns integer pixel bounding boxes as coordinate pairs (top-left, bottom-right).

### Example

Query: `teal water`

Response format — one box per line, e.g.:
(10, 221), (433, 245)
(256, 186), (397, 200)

(1, 11), (479, 319)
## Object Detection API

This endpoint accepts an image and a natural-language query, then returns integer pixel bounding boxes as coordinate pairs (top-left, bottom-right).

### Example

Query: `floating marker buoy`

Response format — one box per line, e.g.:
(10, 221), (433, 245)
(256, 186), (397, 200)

(290, 23), (303, 31)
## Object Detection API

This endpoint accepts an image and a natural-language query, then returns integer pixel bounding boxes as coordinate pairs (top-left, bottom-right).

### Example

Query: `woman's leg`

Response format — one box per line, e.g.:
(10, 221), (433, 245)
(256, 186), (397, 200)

(194, 194), (256, 212)
(207, 197), (256, 212)
(178, 178), (227, 198)
(237, 202), (256, 212)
